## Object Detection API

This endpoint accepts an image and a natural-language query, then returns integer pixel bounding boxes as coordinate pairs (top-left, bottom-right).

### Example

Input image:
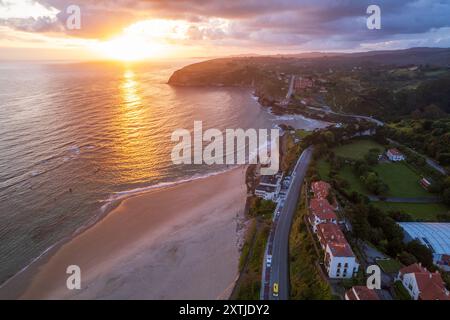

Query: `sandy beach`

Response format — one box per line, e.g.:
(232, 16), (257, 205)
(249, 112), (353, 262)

(0, 166), (248, 300)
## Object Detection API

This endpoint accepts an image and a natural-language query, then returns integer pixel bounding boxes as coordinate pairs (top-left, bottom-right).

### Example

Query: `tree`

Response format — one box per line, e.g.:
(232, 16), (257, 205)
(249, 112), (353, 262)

(443, 188), (450, 206)
(322, 131), (335, 146)
(364, 151), (379, 166)
(406, 240), (434, 269)
(398, 251), (417, 266)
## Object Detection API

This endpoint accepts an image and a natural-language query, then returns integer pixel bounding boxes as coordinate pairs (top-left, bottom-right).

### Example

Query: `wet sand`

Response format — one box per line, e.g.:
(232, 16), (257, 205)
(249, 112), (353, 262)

(0, 166), (247, 299)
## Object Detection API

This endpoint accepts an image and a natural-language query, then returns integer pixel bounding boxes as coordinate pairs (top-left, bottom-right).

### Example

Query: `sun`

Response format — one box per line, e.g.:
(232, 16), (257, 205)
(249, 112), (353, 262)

(91, 19), (190, 61)
(92, 34), (167, 61)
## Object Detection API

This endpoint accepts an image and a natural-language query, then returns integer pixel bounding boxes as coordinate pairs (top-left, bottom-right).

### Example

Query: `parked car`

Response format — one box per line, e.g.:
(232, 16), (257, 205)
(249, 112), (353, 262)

(266, 255), (272, 267)
(273, 283), (279, 297)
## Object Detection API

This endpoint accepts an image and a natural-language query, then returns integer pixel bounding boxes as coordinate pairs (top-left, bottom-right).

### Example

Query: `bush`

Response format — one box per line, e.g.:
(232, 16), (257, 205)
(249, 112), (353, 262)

(394, 281), (412, 300)
(398, 251), (417, 266)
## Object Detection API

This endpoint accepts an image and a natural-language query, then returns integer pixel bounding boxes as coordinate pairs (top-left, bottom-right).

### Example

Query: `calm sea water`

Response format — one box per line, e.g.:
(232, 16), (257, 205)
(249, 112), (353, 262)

(0, 59), (322, 284)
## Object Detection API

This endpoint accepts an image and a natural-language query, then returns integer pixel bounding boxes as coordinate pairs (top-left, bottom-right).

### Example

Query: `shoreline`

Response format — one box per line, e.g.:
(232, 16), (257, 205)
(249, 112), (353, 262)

(0, 166), (248, 300)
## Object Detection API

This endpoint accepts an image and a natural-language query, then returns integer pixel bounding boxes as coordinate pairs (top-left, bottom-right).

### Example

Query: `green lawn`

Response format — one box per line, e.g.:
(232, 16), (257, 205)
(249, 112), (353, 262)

(376, 259), (402, 274)
(373, 163), (430, 198)
(316, 159), (331, 180)
(338, 165), (366, 194)
(373, 202), (449, 221)
(333, 139), (384, 160)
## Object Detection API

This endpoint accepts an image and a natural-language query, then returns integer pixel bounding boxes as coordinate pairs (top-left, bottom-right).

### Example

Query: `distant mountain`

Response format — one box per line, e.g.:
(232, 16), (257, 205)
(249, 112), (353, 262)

(320, 47), (450, 66)
(168, 47), (450, 86)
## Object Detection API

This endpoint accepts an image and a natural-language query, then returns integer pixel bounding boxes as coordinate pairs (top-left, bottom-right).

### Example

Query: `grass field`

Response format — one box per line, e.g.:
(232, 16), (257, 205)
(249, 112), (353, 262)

(333, 139), (384, 160)
(317, 139), (449, 221)
(316, 159), (330, 180)
(376, 259), (402, 274)
(338, 165), (366, 194)
(373, 202), (449, 221)
(373, 163), (431, 198)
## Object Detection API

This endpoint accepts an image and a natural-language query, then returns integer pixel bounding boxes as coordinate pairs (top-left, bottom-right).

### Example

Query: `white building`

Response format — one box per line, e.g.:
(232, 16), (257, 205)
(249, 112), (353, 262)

(316, 223), (359, 279)
(325, 243), (359, 279)
(255, 185), (277, 201)
(386, 148), (405, 162)
(254, 172), (283, 201)
(396, 263), (449, 300)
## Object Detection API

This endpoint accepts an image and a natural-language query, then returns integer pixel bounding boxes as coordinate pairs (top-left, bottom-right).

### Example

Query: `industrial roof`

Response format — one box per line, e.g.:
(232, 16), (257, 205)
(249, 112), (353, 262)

(398, 223), (450, 255)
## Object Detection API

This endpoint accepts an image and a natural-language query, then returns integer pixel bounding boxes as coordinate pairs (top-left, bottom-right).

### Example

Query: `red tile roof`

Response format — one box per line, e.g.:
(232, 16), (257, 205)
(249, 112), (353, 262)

(399, 263), (427, 276)
(317, 223), (355, 257)
(328, 242), (355, 257)
(311, 181), (331, 199)
(346, 286), (380, 300)
(388, 148), (403, 156)
(309, 198), (336, 221)
(415, 273), (449, 300)
(399, 263), (450, 300)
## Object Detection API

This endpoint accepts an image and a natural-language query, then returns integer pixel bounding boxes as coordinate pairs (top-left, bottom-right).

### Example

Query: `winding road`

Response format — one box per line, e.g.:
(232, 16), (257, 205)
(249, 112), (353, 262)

(269, 146), (313, 300)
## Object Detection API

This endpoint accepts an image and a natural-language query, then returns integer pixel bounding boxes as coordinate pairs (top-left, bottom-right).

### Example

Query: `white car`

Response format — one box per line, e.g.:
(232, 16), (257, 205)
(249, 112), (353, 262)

(266, 255), (272, 267)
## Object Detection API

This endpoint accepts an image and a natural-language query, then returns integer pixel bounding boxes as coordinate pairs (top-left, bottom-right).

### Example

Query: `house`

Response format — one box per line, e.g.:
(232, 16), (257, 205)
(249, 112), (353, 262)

(345, 286), (380, 300)
(255, 185), (277, 201)
(311, 181), (331, 200)
(308, 198), (337, 232)
(396, 263), (450, 300)
(254, 172), (283, 201)
(386, 148), (405, 162)
(317, 223), (359, 279)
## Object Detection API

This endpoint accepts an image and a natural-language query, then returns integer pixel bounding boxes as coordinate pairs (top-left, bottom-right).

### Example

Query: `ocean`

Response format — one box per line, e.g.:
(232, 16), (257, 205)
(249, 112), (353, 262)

(0, 59), (324, 285)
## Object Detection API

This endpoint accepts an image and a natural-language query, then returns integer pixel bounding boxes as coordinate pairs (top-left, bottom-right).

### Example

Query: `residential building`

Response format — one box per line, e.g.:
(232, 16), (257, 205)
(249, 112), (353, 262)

(255, 185), (277, 201)
(254, 172), (283, 201)
(396, 263), (449, 300)
(317, 223), (359, 279)
(308, 198), (337, 232)
(386, 148), (405, 162)
(311, 181), (331, 199)
(345, 286), (380, 300)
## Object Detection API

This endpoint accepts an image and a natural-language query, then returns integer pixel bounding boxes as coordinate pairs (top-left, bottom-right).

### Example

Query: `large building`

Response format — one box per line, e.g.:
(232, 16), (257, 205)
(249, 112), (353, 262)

(308, 181), (359, 279)
(398, 222), (450, 271)
(316, 223), (359, 279)
(396, 263), (449, 300)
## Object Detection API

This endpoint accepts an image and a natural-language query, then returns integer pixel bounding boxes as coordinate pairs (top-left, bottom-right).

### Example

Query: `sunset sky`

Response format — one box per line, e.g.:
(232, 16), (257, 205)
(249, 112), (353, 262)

(1, 0), (450, 61)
